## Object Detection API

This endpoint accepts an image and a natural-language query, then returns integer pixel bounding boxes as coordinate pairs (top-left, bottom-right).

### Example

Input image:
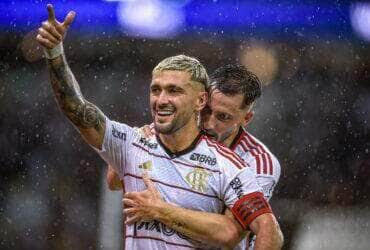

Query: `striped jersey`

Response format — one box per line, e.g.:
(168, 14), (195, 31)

(95, 118), (263, 250)
(230, 128), (281, 250)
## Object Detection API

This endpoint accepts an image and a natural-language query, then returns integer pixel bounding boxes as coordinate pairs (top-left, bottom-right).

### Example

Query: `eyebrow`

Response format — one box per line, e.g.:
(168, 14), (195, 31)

(217, 111), (232, 116)
(150, 82), (189, 89)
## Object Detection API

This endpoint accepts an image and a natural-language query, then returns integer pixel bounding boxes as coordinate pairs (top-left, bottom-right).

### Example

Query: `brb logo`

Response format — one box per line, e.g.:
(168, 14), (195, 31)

(185, 168), (210, 192)
(190, 153), (216, 166)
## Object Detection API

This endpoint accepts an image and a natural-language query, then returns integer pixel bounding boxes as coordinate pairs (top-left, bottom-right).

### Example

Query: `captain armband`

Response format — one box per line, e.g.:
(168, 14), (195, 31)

(231, 191), (272, 229)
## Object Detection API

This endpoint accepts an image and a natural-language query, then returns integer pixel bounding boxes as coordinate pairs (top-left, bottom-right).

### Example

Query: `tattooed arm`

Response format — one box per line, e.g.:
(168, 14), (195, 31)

(47, 55), (105, 148)
(123, 174), (283, 249)
(37, 5), (105, 148)
(123, 174), (244, 249)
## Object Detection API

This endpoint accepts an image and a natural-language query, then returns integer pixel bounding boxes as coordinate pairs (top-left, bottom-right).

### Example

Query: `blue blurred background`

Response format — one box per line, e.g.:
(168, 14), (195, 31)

(0, 0), (369, 249)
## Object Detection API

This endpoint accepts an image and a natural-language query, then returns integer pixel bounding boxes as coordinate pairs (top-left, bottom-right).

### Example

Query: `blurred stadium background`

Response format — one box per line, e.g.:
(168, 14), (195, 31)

(0, 0), (369, 249)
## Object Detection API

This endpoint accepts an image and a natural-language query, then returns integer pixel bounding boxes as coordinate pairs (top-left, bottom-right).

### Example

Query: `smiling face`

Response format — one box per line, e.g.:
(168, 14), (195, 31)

(202, 89), (253, 146)
(150, 70), (206, 135)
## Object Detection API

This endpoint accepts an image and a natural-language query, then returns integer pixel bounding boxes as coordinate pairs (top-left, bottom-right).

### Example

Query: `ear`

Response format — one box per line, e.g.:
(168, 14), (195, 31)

(195, 91), (208, 111)
(242, 111), (254, 127)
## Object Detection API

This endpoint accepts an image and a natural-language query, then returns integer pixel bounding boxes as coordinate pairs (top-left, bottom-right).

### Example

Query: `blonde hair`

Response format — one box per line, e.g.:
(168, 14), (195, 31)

(153, 55), (209, 89)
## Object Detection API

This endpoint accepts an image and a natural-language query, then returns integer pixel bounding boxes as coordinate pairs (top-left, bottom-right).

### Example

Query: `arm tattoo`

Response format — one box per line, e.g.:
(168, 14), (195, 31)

(47, 55), (105, 132)
(75, 102), (104, 129)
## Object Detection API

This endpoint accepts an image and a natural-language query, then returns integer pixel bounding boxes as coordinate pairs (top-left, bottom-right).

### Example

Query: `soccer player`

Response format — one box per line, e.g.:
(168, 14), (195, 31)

(36, 4), (283, 249)
(120, 64), (281, 249)
(205, 65), (281, 249)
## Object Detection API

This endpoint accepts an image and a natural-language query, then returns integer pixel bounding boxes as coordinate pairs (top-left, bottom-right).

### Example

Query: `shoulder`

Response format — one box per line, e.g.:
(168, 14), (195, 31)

(105, 118), (142, 142)
(234, 131), (281, 182)
(200, 134), (246, 170)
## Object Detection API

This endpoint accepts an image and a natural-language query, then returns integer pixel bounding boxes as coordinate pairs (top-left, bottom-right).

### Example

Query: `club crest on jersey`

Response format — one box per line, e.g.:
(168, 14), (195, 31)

(185, 168), (210, 193)
(138, 161), (152, 171)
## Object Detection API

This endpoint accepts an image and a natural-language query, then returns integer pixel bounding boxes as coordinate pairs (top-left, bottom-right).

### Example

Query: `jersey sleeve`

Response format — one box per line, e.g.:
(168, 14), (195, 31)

(219, 160), (272, 229)
(249, 155), (281, 201)
(220, 163), (261, 207)
(93, 117), (138, 178)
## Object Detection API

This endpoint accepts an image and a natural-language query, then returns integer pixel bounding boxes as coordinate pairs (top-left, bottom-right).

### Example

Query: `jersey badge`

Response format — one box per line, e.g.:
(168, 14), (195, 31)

(185, 167), (210, 192)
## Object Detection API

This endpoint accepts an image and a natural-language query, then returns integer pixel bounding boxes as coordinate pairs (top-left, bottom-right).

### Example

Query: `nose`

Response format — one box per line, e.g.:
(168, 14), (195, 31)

(157, 91), (169, 105)
(202, 112), (215, 130)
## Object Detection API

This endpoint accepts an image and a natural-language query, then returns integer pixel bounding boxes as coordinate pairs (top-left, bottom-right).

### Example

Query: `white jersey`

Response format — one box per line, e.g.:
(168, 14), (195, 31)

(230, 128), (281, 250)
(95, 118), (264, 250)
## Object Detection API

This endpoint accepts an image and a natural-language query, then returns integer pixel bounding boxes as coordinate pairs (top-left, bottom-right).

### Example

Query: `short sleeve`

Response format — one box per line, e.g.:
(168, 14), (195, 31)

(220, 161), (273, 229)
(93, 117), (137, 178)
(251, 154), (281, 200)
(220, 164), (262, 208)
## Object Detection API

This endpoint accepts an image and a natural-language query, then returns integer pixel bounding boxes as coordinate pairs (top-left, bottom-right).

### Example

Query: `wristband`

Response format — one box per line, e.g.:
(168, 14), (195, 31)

(44, 42), (64, 59)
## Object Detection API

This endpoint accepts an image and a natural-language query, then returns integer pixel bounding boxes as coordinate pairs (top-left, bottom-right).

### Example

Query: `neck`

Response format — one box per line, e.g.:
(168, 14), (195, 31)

(159, 118), (201, 153)
(223, 126), (242, 148)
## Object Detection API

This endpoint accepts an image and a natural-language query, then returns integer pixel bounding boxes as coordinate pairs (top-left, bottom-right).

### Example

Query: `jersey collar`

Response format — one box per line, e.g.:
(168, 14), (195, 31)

(156, 132), (203, 159)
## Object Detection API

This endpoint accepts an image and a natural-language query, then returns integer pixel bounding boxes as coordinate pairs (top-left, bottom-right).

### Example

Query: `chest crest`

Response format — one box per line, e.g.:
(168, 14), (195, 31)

(185, 167), (211, 193)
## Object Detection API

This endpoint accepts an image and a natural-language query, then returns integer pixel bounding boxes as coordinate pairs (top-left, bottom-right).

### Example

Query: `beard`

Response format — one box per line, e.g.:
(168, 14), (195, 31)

(154, 121), (182, 134)
(152, 105), (195, 135)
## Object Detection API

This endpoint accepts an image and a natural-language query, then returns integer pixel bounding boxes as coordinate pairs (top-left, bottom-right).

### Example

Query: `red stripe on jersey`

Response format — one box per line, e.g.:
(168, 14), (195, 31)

(268, 154), (273, 175)
(172, 159), (221, 173)
(132, 143), (221, 173)
(261, 154), (268, 174)
(239, 138), (248, 152)
(124, 173), (222, 200)
(242, 132), (274, 176)
(240, 137), (255, 153)
(241, 138), (262, 174)
(204, 137), (245, 169)
(205, 136), (246, 166)
(255, 154), (261, 174)
(240, 136), (255, 153)
(242, 135), (262, 154)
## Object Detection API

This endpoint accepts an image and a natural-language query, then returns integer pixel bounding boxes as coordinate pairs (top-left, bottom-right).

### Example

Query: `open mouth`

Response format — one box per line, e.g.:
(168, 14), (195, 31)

(156, 109), (175, 116)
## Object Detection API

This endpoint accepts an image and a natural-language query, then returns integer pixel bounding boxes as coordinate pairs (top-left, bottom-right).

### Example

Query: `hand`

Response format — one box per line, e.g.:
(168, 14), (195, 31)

(123, 172), (164, 225)
(36, 4), (76, 49)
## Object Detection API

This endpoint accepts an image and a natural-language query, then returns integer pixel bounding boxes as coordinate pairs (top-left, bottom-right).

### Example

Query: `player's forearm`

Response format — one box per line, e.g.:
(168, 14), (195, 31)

(48, 54), (89, 126)
(46, 53), (105, 147)
(254, 227), (283, 250)
(252, 214), (284, 250)
(154, 202), (241, 248)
